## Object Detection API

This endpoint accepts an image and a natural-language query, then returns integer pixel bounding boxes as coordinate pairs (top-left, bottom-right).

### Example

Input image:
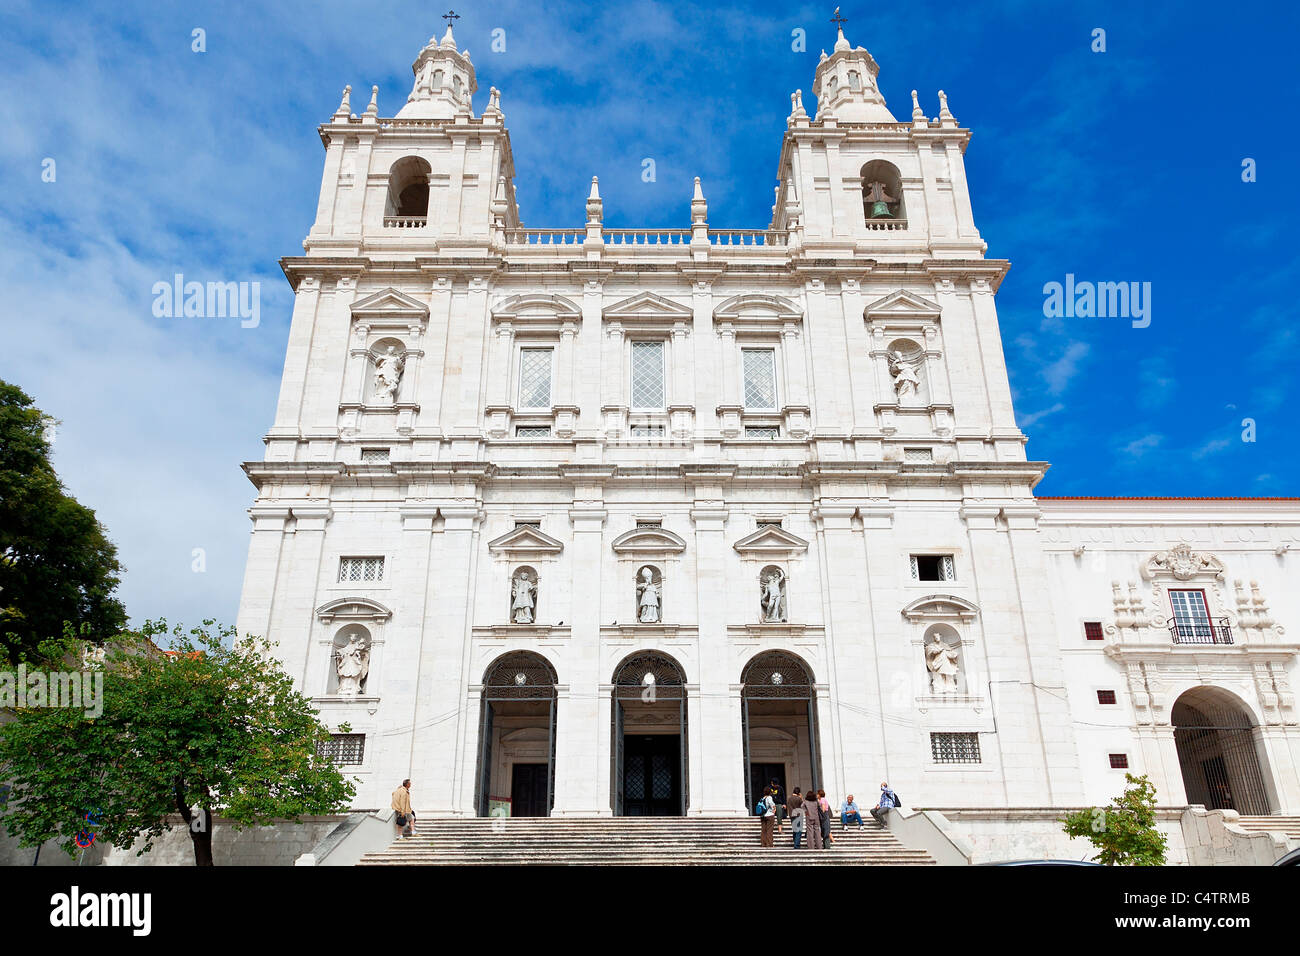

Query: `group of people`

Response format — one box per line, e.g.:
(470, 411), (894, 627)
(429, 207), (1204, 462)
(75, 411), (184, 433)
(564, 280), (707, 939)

(756, 780), (900, 849)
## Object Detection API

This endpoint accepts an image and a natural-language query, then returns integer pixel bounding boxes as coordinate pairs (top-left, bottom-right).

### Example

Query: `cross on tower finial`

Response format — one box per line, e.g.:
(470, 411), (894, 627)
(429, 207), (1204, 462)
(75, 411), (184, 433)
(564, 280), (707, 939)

(442, 9), (460, 29)
(830, 6), (847, 30)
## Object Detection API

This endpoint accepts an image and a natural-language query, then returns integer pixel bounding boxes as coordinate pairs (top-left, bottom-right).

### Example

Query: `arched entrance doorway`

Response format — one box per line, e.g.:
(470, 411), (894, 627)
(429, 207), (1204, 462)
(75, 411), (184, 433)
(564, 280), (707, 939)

(474, 651), (558, 818)
(741, 651), (822, 812)
(611, 652), (688, 816)
(1172, 687), (1272, 815)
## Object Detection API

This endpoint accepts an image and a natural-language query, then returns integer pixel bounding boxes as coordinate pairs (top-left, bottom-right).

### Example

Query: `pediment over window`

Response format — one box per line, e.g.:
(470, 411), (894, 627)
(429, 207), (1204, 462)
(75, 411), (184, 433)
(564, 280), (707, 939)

(713, 293), (802, 328)
(349, 288), (430, 320)
(863, 290), (942, 322)
(1141, 542), (1226, 582)
(487, 525), (565, 556)
(732, 526), (810, 556)
(611, 526), (688, 555)
(491, 293), (582, 329)
(901, 594), (979, 622)
(604, 291), (694, 327)
(316, 597), (394, 623)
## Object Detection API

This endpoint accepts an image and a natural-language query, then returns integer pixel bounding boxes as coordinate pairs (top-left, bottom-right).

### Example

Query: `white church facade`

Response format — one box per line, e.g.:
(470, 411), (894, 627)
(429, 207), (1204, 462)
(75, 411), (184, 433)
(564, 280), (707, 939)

(234, 24), (1300, 842)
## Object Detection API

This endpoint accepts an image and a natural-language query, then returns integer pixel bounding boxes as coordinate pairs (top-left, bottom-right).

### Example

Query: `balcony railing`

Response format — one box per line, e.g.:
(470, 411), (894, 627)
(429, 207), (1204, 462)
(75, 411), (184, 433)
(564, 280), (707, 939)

(384, 216), (428, 229)
(864, 218), (907, 231)
(1169, 618), (1234, 645)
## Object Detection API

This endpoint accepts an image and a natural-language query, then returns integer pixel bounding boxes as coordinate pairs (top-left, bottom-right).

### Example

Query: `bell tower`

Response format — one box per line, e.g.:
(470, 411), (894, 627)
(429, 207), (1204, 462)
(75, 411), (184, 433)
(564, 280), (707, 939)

(397, 23), (478, 120)
(811, 24), (896, 124)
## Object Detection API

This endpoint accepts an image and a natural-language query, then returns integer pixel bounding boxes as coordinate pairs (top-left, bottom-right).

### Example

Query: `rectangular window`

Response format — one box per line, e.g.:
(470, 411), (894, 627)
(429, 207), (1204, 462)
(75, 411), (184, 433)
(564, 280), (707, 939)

(338, 556), (384, 583)
(630, 341), (666, 409)
(636, 519), (662, 529)
(318, 734), (366, 765)
(745, 426), (780, 440)
(742, 348), (778, 410)
(360, 447), (390, 462)
(1108, 753), (1129, 769)
(911, 555), (955, 582)
(931, 732), (980, 764)
(515, 425), (551, 438)
(1169, 589), (1214, 643)
(1097, 689), (1117, 705)
(630, 424), (665, 438)
(514, 521), (541, 530)
(1084, 621), (1105, 641)
(904, 447), (934, 463)
(518, 348), (553, 409)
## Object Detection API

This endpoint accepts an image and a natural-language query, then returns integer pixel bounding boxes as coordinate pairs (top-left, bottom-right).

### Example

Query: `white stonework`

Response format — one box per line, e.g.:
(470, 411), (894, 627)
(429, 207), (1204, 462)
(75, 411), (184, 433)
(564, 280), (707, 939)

(235, 25), (1300, 830)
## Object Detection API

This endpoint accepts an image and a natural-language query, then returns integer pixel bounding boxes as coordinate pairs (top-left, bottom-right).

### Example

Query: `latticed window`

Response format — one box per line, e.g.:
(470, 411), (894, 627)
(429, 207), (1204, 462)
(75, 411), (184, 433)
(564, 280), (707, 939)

(339, 556), (384, 583)
(630, 341), (666, 408)
(904, 447), (933, 463)
(1084, 621), (1104, 641)
(630, 424), (665, 438)
(518, 348), (553, 409)
(911, 555), (955, 581)
(745, 426), (780, 440)
(515, 425), (551, 438)
(318, 733), (365, 765)
(931, 732), (980, 764)
(1109, 753), (1129, 769)
(1097, 689), (1117, 705)
(742, 348), (777, 409)
(360, 447), (390, 462)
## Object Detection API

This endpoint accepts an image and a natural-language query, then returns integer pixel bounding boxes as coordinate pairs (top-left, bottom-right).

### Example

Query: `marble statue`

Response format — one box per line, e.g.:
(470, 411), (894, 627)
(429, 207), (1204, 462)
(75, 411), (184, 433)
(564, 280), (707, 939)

(373, 346), (404, 404)
(925, 634), (960, 695)
(889, 350), (921, 401)
(637, 567), (661, 624)
(335, 635), (370, 696)
(761, 568), (787, 623)
(511, 569), (537, 624)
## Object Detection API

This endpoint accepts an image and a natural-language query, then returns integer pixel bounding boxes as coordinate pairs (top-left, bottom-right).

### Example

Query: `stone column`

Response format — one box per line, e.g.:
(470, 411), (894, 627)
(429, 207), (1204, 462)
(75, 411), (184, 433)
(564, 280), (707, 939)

(310, 135), (345, 238)
(344, 131), (375, 236)
(267, 277), (322, 453)
(234, 507), (291, 646)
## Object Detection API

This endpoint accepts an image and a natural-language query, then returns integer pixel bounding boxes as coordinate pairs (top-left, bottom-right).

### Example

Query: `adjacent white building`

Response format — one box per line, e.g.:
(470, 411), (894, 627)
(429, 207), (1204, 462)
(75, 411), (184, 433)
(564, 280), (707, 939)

(235, 24), (1300, 836)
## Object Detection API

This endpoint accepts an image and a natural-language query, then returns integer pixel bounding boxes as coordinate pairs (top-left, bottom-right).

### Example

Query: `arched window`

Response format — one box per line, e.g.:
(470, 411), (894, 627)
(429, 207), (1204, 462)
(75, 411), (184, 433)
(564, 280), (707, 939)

(860, 159), (904, 222)
(386, 156), (431, 221)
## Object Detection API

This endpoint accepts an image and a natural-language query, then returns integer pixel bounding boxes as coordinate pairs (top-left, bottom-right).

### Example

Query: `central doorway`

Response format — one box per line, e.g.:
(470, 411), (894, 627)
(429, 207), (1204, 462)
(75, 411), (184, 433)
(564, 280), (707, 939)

(741, 651), (821, 813)
(611, 651), (689, 816)
(510, 764), (550, 817)
(474, 651), (558, 818)
(1172, 686), (1272, 815)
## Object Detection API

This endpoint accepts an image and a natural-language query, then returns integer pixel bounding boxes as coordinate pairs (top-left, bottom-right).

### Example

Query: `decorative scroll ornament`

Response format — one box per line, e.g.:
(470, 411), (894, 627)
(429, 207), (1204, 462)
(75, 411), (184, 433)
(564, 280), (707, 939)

(1144, 542), (1225, 581)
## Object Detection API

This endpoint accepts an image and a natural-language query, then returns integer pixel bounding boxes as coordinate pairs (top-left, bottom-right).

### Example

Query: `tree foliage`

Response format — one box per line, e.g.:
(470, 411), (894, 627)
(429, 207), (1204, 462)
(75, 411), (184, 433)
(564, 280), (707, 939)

(0, 620), (355, 865)
(1060, 773), (1168, 865)
(0, 380), (127, 664)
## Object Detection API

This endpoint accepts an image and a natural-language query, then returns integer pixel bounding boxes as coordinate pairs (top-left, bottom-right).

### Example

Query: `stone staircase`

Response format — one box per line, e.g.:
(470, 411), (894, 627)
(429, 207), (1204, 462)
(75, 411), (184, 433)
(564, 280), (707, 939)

(1234, 815), (1300, 846)
(357, 816), (936, 866)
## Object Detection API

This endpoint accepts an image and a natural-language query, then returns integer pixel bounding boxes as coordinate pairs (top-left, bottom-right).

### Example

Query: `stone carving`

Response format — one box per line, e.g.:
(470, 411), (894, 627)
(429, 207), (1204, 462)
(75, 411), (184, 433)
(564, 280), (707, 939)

(637, 566), (661, 624)
(925, 633), (960, 695)
(1146, 542), (1224, 581)
(888, 350), (922, 401)
(761, 567), (787, 623)
(335, 634), (370, 696)
(373, 346), (404, 404)
(511, 569), (537, 624)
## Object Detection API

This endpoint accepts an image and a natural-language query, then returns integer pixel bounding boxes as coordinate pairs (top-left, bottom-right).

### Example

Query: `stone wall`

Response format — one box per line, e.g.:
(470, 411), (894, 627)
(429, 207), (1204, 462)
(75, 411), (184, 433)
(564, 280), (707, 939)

(937, 807), (1189, 865)
(96, 815), (348, 867)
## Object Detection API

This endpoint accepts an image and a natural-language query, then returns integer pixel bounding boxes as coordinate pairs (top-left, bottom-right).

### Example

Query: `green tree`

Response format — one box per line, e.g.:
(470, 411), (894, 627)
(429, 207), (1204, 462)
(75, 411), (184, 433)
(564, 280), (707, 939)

(0, 380), (127, 664)
(0, 621), (355, 865)
(1060, 773), (1168, 865)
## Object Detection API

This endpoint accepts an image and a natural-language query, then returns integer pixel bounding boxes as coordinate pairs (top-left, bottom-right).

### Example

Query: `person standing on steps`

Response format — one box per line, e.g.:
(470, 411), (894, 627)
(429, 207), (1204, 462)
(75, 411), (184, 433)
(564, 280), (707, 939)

(391, 778), (415, 839)
(871, 781), (900, 827)
(803, 784), (823, 849)
(790, 796), (807, 849)
(766, 777), (785, 835)
(817, 789), (834, 847)
(758, 790), (777, 847)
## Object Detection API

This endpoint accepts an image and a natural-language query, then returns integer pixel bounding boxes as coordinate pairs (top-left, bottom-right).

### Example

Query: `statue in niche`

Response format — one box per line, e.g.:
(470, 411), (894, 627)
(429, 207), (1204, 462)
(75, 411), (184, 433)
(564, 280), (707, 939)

(637, 567), (661, 624)
(761, 568), (787, 623)
(925, 633), (960, 695)
(373, 346), (404, 404)
(864, 180), (896, 219)
(888, 350), (922, 402)
(511, 569), (537, 624)
(335, 634), (370, 696)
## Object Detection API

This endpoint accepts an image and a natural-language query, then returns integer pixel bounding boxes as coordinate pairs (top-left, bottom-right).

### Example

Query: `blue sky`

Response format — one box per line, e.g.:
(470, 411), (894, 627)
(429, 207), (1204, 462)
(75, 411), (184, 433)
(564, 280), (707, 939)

(1, 0), (1296, 630)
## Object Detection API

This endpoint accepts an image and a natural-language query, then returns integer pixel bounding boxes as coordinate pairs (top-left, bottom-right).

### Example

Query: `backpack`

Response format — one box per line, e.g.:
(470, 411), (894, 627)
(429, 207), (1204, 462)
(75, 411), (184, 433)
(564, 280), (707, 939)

(754, 798), (767, 816)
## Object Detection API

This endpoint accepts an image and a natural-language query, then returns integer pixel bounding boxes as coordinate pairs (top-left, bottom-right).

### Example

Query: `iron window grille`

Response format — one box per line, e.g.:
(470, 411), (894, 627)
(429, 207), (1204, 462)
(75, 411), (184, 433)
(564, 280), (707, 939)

(1084, 621), (1104, 641)
(318, 733), (365, 765)
(630, 424), (666, 437)
(630, 341), (666, 409)
(1108, 753), (1129, 769)
(338, 556), (384, 583)
(931, 732), (980, 764)
(741, 348), (778, 410)
(515, 425), (551, 438)
(1097, 689), (1118, 705)
(360, 447), (390, 462)
(903, 447), (934, 462)
(744, 426), (780, 440)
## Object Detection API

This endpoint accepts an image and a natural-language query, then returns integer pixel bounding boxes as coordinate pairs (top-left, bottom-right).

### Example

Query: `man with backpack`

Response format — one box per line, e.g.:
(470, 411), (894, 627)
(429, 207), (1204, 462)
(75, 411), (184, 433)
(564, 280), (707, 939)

(871, 781), (900, 826)
(757, 790), (777, 846)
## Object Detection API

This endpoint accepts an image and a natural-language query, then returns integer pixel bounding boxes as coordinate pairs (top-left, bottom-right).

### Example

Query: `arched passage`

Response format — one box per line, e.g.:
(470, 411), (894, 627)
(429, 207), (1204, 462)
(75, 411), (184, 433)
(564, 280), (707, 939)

(1172, 687), (1272, 815)
(741, 651), (822, 812)
(611, 651), (688, 816)
(474, 651), (558, 818)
